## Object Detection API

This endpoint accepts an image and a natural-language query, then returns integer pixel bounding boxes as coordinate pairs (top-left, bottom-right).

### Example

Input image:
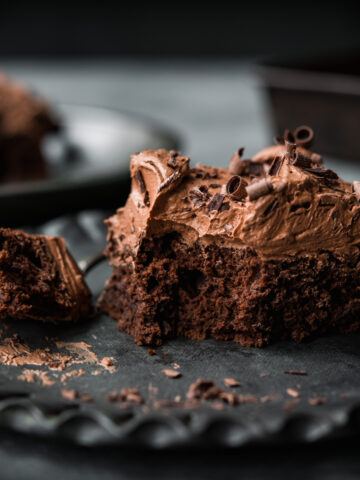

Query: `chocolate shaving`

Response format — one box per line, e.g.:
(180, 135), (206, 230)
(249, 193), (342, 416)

(61, 389), (78, 401)
(268, 156), (284, 175)
(294, 125), (314, 148)
(158, 171), (181, 192)
(309, 396), (327, 405)
(162, 369), (182, 379)
(353, 181), (360, 201)
(284, 370), (307, 376)
(143, 190), (150, 207)
(226, 175), (248, 201)
(286, 388), (300, 398)
(219, 202), (230, 212)
(106, 388), (144, 405)
(304, 167), (338, 180)
(284, 129), (296, 144)
(208, 193), (225, 212)
(246, 178), (273, 201)
(293, 152), (312, 169)
(209, 183), (221, 188)
(274, 135), (285, 145)
(310, 153), (322, 165)
(186, 379), (240, 406)
(263, 199), (278, 217)
(224, 378), (240, 387)
(248, 162), (265, 177)
(285, 140), (296, 163)
(134, 169), (146, 193)
(229, 148), (246, 175)
(167, 151), (178, 168)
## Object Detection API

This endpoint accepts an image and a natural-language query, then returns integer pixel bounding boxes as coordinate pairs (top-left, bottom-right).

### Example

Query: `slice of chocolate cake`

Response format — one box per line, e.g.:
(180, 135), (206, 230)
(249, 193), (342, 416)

(0, 73), (59, 183)
(99, 129), (360, 347)
(0, 228), (92, 323)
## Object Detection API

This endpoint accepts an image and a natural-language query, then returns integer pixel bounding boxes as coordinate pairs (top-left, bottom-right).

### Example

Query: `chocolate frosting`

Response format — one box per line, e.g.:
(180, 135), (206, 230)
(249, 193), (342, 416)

(106, 145), (360, 262)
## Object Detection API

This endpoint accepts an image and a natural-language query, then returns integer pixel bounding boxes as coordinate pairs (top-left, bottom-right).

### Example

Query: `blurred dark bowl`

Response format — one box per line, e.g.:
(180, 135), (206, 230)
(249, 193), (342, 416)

(258, 52), (360, 161)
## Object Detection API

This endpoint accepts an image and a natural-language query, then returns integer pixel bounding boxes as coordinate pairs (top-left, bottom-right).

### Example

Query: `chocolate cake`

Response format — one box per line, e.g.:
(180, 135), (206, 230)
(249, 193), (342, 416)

(0, 73), (59, 183)
(0, 228), (91, 323)
(99, 127), (360, 346)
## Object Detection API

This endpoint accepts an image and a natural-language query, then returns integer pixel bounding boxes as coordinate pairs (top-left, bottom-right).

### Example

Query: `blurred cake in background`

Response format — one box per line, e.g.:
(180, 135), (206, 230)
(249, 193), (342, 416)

(0, 73), (60, 183)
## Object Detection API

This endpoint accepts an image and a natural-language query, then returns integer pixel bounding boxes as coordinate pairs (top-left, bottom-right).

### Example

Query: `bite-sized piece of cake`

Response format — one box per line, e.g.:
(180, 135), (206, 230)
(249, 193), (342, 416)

(0, 228), (92, 323)
(0, 73), (60, 183)
(99, 128), (360, 347)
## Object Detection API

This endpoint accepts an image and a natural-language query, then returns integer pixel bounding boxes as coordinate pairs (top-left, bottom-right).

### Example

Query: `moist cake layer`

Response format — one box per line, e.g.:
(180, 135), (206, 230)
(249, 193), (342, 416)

(0, 228), (92, 323)
(99, 129), (360, 346)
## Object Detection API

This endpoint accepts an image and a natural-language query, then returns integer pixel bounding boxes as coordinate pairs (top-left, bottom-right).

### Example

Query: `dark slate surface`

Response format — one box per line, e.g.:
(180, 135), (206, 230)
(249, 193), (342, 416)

(1, 210), (360, 453)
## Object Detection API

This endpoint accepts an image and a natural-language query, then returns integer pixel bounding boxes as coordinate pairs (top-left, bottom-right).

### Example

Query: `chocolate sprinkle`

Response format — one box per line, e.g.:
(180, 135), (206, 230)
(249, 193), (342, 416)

(226, 175), (248, 201)
(246, 178), (273, 201)
(268, 156), (284, 176)
(134, 169), (146, 193)
(208, 193), (225, 212)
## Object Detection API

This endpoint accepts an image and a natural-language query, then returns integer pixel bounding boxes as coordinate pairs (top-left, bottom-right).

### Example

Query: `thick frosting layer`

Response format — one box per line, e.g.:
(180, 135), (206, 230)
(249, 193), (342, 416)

(106, 145), (360, 263)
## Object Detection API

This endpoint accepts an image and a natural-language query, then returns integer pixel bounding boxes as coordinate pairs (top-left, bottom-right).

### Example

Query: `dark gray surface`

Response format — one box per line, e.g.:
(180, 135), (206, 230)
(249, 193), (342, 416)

(1, 211), (360, 451)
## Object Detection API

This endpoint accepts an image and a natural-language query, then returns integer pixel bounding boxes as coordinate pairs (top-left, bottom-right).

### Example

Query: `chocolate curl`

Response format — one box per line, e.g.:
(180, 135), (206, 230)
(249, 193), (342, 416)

(167, 151), (179, 168)
(268, 156), (284, 175)
(226, 175), (248, 201)
(208, 193), (225, 212)
(285, 141), (296, 164)
(274, 135), (285, 145)
(229, 147), (246, 175)
(310, 153), (322, 165)
(246, 178), (273, 201)
(294, 125), (314, 148)
(353, 181), (360, 201)
(292, 152), (312, 169)
(304, 167), (338, 180)
(284, 129), (296, 144)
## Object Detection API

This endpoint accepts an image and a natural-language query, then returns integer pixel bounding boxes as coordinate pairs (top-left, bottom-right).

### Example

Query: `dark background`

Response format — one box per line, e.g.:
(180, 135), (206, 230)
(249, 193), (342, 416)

(1, 1), (360, 59)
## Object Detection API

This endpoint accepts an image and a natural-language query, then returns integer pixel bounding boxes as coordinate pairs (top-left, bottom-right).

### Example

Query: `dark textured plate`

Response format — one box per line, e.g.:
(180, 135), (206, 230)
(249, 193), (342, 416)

(0, 104), (180, 226)
(1, 211), (360, 449)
